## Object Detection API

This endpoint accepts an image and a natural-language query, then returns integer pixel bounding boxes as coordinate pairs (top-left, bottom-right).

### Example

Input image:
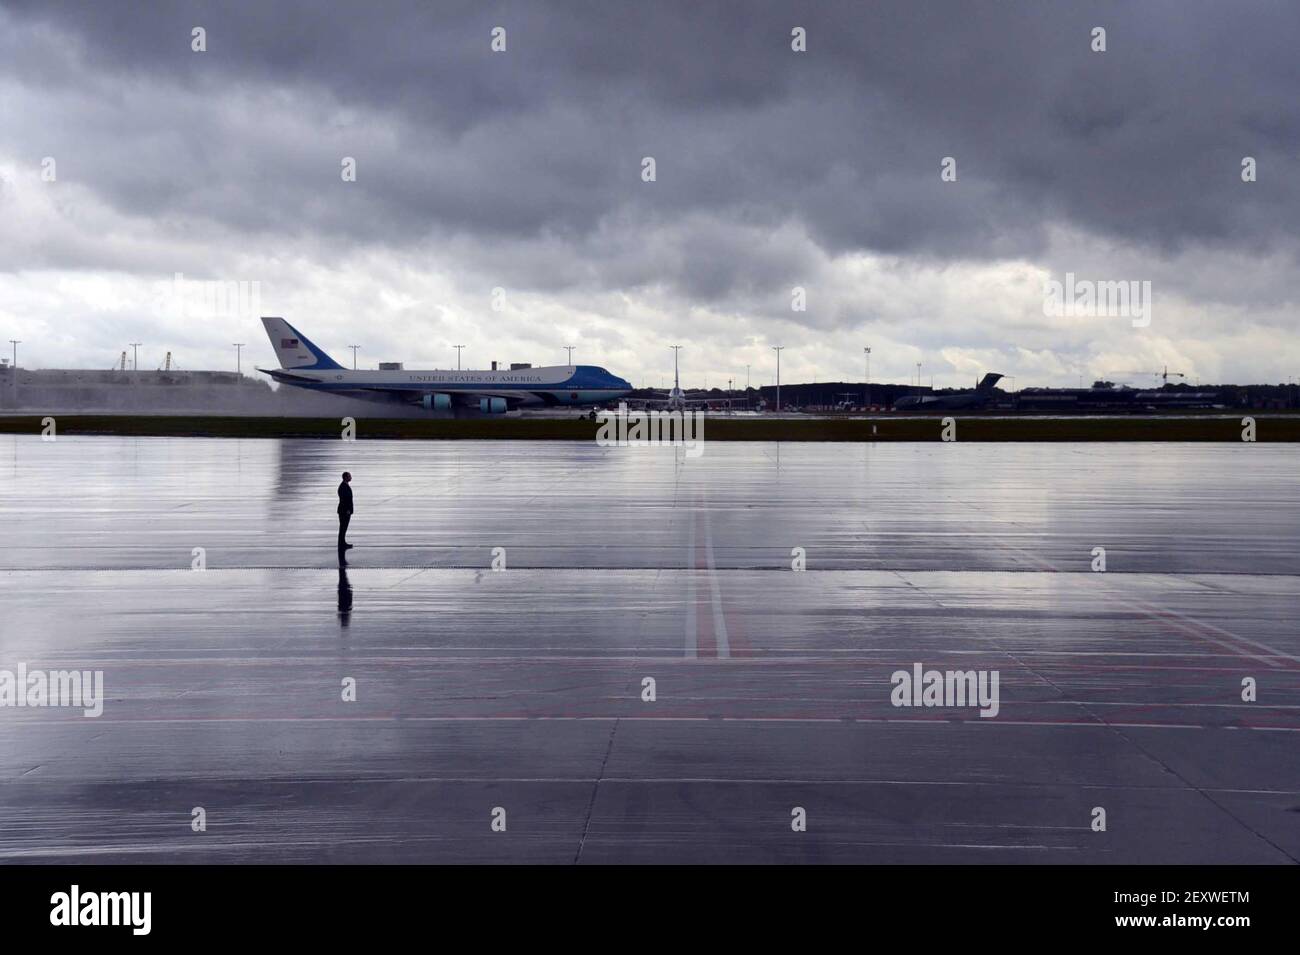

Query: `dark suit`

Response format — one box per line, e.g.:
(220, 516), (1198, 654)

(337, 481), (353, 548)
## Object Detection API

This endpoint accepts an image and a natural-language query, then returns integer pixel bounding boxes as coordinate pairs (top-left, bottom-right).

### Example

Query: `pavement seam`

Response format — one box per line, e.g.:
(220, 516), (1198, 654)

(573, 718), (619, 864)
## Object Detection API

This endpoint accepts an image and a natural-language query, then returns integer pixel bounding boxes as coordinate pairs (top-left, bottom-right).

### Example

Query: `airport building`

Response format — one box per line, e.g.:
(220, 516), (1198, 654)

(1012, 382), (1224, 412)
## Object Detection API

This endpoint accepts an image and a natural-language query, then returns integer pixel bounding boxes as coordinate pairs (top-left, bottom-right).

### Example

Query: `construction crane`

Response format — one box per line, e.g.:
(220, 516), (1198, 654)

(1119, 365), (1187, 384)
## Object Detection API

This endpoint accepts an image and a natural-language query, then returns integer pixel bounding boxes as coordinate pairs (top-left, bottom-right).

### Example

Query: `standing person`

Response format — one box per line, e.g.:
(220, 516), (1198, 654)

(338, 472), (354, 551)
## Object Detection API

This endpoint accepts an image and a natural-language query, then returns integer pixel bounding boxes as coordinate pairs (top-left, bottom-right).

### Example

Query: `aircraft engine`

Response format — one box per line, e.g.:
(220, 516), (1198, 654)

(477, 396), (508, 414)
(421, 393), (452, 411)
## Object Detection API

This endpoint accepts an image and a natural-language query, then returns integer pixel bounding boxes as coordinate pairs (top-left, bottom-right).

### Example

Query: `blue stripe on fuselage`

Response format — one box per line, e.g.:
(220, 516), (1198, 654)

(266, 364), (631, 405)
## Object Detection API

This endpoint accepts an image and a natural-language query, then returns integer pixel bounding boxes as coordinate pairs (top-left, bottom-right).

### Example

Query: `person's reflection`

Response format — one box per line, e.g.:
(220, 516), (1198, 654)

(337, 565), (353, 627)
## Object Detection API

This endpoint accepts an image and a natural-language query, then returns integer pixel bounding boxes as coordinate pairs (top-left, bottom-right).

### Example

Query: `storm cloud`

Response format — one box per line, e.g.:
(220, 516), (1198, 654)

(1, 0), (1298, 387)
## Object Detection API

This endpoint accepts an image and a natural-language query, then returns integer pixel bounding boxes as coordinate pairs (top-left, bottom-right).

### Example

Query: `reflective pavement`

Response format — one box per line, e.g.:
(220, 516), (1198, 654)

(1, 436), (1297, 862)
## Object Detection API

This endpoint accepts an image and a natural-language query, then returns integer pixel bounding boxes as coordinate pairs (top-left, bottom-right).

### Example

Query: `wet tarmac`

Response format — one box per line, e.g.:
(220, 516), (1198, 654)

(1, 436), (1297, 863)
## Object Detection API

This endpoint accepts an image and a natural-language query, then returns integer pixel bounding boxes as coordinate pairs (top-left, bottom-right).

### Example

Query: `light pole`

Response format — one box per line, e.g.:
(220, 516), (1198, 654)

(233, 343), (244, 375)
(129, 343), (141, 371)
(348, 345), (360, 369)
(564, 346), (575, 365)
(772, 346), (784, 412)
(454, 345), (465, 370)
(8, 340), (18, 369)
(916, 362), (922, 389)
(864, 346), (871, 408)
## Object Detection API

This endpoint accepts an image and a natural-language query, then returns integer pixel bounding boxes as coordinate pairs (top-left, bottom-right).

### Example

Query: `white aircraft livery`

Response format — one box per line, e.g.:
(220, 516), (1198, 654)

(258, 317), (632, 412)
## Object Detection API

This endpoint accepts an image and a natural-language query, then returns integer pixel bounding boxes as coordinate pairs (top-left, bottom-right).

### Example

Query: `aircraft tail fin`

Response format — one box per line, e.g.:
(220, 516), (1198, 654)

(261, 317), (344, 370)
(976, 372), (1005, 393)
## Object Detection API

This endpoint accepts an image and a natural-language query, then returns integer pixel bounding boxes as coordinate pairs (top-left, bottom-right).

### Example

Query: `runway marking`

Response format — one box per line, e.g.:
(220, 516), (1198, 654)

(11, 560), (1300, 575)
(684, 504), (697, 659)
(0, 848), (1077, 862)
(968, 533), (1300, 864)
(702, 498), (731, 659)
(7, 650), (1292, 667)
(1135, 607), (1286, 670)
(1148, 606), (1300, 667)
(988, 540), (1297, 669)
(691, 500), (716, 658)
(3, 774), (1285, 792)
(8, 714), (1300, 730)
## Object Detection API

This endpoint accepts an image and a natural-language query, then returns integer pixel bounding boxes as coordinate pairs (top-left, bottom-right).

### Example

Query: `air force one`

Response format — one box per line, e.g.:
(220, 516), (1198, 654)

(258, 317), (632, 413)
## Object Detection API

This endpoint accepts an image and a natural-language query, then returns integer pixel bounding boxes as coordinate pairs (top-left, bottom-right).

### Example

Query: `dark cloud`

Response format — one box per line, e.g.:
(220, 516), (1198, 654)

(6, 1), (1298, 265)
(1, 0), (1298, 384)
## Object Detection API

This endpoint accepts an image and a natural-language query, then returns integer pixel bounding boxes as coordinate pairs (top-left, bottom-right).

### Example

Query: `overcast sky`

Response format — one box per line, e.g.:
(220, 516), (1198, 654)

(2, 0), (1298, 388)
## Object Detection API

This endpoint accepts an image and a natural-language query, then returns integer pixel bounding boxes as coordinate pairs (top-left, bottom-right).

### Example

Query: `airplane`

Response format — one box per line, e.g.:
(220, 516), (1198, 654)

(893, 372), (1005, 410)
(641, 346), (714, 411)
(257, 317), (632, 413)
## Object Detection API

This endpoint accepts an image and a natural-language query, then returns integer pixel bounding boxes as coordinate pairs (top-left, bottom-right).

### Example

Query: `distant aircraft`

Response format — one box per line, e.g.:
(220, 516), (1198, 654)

(642, 347), (713, 411)
(894, 372), (1005, 410)
(257, 317), (632, 413)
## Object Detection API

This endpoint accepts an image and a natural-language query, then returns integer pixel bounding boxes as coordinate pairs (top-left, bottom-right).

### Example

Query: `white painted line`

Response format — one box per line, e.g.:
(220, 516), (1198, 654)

(703, 504), (731, 658)
(1155, 605), (1300, 666)
(10, 715), (1299, 730)
(684, 503), (697, 659)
